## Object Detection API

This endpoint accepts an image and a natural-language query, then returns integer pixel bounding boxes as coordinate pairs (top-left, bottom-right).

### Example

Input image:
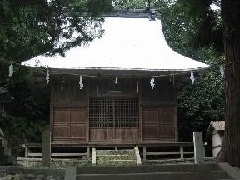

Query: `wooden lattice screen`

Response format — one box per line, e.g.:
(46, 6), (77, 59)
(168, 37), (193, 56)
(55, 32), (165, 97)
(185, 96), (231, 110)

(89, 97), (139, 128)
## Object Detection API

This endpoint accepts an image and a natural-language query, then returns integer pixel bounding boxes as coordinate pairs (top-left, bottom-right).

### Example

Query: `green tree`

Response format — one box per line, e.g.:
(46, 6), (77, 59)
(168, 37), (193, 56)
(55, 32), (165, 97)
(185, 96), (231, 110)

(112, 0), (146, 9)
(0, 0), (112, 63)
(0, 0), (112, 155)
(154, 0), (224, 142)
(157, 0), (240, 167)
(177, 47), (224, 142)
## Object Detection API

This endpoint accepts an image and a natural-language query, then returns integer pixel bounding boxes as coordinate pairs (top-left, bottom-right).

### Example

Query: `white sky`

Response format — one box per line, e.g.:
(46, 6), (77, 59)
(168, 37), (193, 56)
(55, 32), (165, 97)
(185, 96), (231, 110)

(210, 3), (221, 11)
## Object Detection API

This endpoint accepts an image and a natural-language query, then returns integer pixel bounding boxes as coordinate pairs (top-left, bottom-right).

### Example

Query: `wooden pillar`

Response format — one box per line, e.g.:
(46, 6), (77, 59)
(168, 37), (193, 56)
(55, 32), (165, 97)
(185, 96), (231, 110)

(143, 146), (147, 161)
(24, 145), (28, 158)
(92, 148), (97, 166)
(87, 146), (90, 159)
(42, 129), (51, 166)
(180, 145), (184, 159)
(86, 106), (90, 143)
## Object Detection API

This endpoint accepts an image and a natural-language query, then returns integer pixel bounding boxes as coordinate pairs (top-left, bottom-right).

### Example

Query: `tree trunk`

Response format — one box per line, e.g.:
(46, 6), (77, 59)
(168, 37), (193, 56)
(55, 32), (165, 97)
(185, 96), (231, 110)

(219, 0), (240, 167)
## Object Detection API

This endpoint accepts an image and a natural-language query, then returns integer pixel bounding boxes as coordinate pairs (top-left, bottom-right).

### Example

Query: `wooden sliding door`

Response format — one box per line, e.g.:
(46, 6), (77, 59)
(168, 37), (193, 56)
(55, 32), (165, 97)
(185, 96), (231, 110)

(89, 97), (139, 143)
(52, 107), (87, 144)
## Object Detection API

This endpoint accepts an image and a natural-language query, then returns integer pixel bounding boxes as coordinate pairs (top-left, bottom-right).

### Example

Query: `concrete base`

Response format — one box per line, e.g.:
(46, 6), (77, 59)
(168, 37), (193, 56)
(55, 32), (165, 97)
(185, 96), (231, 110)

(65, 167), (76, 180)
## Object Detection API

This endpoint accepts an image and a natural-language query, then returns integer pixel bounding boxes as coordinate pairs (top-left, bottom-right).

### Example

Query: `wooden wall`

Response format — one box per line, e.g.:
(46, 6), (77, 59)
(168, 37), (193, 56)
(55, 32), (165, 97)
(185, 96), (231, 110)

(50, 76), (177, 144)
(140, 77), (177, 142)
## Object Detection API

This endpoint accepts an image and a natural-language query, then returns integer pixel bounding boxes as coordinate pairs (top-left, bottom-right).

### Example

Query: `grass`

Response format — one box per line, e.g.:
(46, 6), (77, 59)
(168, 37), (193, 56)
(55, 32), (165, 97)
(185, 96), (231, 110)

(17, 157), (91, 168)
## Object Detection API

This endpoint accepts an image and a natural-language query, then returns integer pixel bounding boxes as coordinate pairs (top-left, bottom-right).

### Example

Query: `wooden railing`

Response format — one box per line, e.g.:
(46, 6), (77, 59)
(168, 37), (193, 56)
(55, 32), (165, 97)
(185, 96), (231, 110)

(22, 142), (193, 160)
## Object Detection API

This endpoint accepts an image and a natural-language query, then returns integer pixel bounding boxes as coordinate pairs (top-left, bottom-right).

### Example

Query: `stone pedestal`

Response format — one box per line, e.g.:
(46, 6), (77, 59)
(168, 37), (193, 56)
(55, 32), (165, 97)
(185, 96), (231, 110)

(193, 132), (204, 163)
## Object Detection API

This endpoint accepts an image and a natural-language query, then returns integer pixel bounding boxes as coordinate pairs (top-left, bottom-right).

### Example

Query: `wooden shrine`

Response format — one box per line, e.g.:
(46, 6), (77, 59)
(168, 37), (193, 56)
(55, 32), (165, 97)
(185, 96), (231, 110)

(23, 11), (208, 149)
(50, 75), (177, 145)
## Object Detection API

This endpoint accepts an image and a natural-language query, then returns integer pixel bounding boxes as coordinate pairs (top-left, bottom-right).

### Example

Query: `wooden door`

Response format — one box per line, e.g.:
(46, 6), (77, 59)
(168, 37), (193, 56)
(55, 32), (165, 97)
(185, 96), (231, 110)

(142, 106), (177, 142)
(52, 108), (87, 144)
(89, 97), (139, 143)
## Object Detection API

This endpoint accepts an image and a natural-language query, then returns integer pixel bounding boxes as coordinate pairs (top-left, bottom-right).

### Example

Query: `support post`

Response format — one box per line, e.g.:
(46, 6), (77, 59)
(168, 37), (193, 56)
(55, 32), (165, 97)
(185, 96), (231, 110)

(92, 148), (97, 166)
(193, 132), (204, 163)
(24, 145), (28, 158)
(180, 145), (184, 159)
(42, 129), (51, 166)
(143, 146), (147, 162)
(87, 146), (90, 159)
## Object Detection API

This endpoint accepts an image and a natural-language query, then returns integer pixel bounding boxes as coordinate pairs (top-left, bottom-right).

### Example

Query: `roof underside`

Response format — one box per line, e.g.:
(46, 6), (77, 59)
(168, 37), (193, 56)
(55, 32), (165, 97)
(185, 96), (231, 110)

(22, 17), (209, 75)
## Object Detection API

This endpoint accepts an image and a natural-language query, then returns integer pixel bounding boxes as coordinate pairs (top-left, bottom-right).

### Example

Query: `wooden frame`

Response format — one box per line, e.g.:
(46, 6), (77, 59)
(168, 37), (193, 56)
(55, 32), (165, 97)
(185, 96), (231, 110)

(50, 76), (178, 145)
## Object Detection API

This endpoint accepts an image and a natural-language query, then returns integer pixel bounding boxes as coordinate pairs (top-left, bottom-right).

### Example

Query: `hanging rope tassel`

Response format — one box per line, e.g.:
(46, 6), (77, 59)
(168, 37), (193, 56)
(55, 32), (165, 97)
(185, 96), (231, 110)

(46, 69), (50, 84)
(150, 77), (156, 89)
(190, 71), (195, 85)
(79, 75), (83, 89)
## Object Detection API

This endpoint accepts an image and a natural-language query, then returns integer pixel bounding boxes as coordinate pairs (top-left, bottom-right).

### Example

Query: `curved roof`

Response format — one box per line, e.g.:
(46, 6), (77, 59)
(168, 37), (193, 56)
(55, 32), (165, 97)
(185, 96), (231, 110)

(210, 121), (225, 131)
(22, 17), (209, 74)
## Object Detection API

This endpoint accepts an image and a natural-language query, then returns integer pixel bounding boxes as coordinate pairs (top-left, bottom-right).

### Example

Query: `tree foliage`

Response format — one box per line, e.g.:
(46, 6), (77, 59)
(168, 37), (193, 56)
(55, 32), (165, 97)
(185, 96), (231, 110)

(0, 0), (112, 63)
(0, 0), (111, 154)
(155, 0), (223, 56)
(112, 0), (146, 9)
(177, 47), (224, 141)
(154, 0), (224, 142)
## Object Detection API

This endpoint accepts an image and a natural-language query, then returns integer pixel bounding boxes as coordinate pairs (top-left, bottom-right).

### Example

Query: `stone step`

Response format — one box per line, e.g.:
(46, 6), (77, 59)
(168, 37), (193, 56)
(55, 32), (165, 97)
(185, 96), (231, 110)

(76, 171), (228, 180)
(98, 155), (136, 160)
(78, 163), (220, 174)
(96, 149), (137, 166)
(97, 161), (136, 166)
(97, 150), (135, 156)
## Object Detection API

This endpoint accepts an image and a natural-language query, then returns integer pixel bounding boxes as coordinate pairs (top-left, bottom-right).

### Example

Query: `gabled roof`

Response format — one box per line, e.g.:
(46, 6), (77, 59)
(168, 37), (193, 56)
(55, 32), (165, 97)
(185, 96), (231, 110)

(22, 17), (209, 75)
(209, 121), (225, 131)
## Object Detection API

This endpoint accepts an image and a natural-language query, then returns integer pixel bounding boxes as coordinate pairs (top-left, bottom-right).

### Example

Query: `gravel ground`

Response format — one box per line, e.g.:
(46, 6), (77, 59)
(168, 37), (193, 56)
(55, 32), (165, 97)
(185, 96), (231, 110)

(145, 157), (215, 165)
(0, 158), (92, 180)
(0, 173), (64, 180)
(17, 157), (91, 168)
(0, 157), (215, 179)
(0, 167), (65, 180)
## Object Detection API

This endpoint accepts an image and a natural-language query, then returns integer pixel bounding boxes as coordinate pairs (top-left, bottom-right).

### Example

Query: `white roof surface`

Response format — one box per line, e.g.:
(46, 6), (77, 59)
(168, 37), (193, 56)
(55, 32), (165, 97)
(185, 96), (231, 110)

(210, 121), (225, 131)
(22, 17), (209, 72)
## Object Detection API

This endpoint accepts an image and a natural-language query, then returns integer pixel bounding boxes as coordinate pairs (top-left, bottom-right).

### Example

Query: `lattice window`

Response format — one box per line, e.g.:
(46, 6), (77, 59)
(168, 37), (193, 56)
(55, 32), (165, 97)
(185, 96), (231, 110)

(89, 97), (139, 128)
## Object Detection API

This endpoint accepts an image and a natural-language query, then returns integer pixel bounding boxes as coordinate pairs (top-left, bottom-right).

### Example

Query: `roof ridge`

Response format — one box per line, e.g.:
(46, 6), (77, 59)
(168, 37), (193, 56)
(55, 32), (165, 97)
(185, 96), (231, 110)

(104, 9), (156, 19)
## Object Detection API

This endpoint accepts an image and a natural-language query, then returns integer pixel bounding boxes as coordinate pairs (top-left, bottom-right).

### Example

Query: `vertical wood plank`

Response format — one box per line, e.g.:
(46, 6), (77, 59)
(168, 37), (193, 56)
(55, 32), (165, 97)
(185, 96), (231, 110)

(86, 106), (89, 143)
(143, 146), (147, 161)
(139, 106), (143, 143)
(174, 106), (178, 142)
(42, 129), (51, 167)
(180, 145), (184, 159)
(87, 146), (90, 159)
